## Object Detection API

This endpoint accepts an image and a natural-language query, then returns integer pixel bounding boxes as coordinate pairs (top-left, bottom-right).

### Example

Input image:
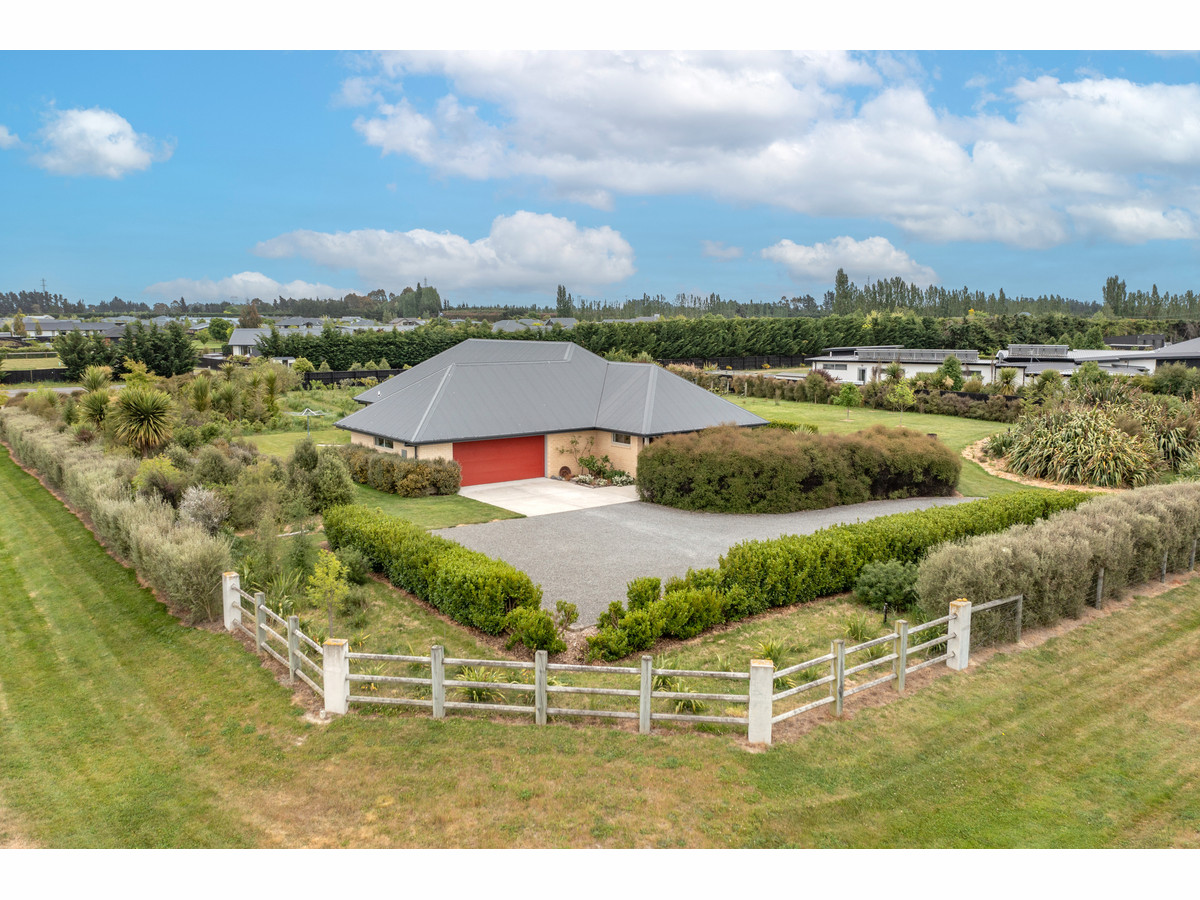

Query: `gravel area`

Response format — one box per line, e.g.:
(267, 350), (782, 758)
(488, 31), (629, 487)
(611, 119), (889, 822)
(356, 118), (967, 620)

(435, 496), (975, 626)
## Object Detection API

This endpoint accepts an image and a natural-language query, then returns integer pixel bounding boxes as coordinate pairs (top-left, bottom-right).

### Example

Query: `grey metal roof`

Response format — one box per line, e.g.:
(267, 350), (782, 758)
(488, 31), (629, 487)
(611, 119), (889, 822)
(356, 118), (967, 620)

(228, 327), (271, 347)
(1156, 337), (1200, 359)
(338, 338), (767, 444)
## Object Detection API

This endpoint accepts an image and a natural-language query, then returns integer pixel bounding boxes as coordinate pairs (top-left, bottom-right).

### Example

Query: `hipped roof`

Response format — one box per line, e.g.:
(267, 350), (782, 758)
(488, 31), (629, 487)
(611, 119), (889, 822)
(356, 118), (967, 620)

(337, 338), (767, 444)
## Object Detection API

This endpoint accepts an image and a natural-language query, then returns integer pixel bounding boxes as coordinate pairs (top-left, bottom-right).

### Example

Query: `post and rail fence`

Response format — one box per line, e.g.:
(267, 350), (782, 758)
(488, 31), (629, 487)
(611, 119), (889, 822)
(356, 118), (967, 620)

(217, 573), (1060, 745)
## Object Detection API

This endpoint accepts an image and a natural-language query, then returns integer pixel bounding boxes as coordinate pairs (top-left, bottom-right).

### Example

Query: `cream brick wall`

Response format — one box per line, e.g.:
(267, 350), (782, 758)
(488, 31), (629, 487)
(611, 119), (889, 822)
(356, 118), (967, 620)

(417, 442), (454, 462)
(348, 430), (417, 458)
(546, 429), (642, 478)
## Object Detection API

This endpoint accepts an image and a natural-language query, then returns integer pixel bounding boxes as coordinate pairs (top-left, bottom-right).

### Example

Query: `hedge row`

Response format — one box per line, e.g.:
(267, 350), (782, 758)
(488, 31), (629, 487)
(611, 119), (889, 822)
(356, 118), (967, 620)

(636, 424), (960, 513)
(323, 504), (540, 634)
(587, 489), (1091, 659)
(0, 409), (232, 621)
(338, 444), (461, 496)
(916, 482), (1200, 647)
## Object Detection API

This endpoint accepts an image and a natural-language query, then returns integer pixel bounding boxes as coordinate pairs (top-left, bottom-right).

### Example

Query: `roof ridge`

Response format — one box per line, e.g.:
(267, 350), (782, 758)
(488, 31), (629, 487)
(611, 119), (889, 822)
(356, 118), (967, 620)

(641, 365), (658, 435)
(410, 366), (454, 443)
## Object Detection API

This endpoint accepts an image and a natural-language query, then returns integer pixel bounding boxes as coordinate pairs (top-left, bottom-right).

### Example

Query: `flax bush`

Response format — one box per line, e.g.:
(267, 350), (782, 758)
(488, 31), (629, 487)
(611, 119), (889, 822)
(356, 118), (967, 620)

(916, 483), (1200, 647)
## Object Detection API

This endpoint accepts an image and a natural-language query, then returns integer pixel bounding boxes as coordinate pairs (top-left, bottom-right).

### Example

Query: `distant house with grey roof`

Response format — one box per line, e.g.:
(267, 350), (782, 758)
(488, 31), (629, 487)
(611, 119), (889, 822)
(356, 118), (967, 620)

(336, 338), (767, 486)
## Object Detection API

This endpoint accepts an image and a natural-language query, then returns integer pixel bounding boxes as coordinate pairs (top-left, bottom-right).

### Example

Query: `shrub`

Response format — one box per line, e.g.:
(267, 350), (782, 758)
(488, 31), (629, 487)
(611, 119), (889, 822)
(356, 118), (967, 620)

(916, 484), (1200, 647)
(653, 587), (724, 639)
(854, 559), (919, 612)
(308, 451), (356, 513)
(225, 458), (286, 529)
(718, 489), (1089, 612)
(338, 444), (462, 496)
(334, 546), (371, 585)
(626, 576), (661, 610)
(503, 606), (566, 653)
(636, 424), (960, 513)
(323, 505), (541, 634)
(132, 456), (190, 506)
(194, 444), (241, 485)
(618, 607), (666, 652)
(1004, 406), (1159, 487)
(178, 485), (230, 535)
(112, 385), (175, 455)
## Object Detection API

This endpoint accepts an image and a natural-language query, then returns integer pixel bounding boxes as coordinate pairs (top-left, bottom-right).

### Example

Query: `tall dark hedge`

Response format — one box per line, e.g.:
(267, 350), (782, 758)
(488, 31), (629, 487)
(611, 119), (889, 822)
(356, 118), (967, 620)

(636, 425), (961, 514)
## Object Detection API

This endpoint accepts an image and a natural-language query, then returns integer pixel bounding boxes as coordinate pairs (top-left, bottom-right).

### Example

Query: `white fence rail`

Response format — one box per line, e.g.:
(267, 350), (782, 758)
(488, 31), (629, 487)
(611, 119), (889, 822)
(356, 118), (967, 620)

(219, 571), (1033, 745)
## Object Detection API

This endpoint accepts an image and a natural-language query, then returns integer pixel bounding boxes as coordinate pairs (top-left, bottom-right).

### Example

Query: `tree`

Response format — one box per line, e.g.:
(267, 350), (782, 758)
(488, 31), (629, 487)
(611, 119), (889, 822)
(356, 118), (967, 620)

(306, 550), (348, 638)
(935, 355), (965, 390)
(112, 385), (175, 455)
(12, 311), (25, 338)
(239, 301), (262, 329)
(54, 331), (120, 381)
(555, 284), (573, 317)
(208, 317), (233, 343)
(887, 382), (915, 423)
(834, 382), (863, 420)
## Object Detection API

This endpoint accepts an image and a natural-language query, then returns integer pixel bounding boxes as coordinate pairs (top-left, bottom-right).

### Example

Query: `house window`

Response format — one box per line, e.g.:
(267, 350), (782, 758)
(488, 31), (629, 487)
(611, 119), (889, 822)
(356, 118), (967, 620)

(374, 437), (394, 449)
(857, 368), (867, 382)
(611, 432), (632, 446)
(823, 363), (847, 371)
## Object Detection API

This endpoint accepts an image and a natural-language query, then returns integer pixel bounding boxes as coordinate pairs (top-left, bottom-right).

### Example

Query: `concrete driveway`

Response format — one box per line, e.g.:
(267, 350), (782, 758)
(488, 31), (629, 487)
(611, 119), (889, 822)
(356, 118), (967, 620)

(436, 496), (974, 626)
(459, 477), (639, 517)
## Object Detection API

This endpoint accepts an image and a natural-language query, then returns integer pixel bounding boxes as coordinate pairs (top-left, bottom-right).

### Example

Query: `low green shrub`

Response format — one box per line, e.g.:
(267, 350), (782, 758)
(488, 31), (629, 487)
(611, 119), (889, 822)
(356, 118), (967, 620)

(503, 606), (566, 653)
(916, 483), (1200, 647)
(854, 559), (919, 612)
(338, 444), (462, 497)
(334, 546), (371, 585)
(636, 424), (960, 513)
(323, 504), (541, 634)
(626, 576), (661, 610)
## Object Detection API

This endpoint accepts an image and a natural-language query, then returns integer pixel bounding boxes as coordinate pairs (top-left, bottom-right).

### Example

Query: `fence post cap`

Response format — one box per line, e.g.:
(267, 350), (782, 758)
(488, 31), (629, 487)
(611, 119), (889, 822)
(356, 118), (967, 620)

(950, 598), (972, 610)
(222, 571), (238, 578)
(323, 638), (348, 648)
(749, 658), (774, 669)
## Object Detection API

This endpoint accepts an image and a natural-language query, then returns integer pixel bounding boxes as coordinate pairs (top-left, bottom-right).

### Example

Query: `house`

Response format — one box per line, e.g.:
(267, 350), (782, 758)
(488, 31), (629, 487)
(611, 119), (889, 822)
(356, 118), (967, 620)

(807, 346), (990, 385)
(997, 345), (1158, 383)
(1153, 337), (1200, 369)
(227, 327), (272, 356)
(335, 338), (768, 486)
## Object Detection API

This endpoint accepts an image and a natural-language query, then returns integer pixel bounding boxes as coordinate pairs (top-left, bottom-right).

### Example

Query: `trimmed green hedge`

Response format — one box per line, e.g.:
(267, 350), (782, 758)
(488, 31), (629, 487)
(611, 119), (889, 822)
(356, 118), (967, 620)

(636, 425), (960, 513)
(587, 489), (1091, 659)
(323, 504), (541, 634)
(339, 444), (461, 496)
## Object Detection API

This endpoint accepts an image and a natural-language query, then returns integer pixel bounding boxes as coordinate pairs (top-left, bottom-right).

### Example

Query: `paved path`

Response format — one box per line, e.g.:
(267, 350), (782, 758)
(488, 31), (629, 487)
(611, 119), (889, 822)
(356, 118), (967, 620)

(435, 496), (974, 626)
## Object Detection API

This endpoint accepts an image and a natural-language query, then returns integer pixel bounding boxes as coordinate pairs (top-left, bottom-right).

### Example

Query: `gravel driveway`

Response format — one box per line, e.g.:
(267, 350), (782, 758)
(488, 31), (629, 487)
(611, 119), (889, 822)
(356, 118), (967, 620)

(435, 497), (974, 627)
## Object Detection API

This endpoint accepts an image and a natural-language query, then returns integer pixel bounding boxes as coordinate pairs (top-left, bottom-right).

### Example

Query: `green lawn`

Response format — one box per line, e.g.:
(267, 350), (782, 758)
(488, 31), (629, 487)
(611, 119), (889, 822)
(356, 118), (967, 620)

(1, 355), (61, 370)
(351, 483), (522, 529)
(3, 441), (1200, 847)
(730, 396), (1022, 498)
(244, 427), (350, 457)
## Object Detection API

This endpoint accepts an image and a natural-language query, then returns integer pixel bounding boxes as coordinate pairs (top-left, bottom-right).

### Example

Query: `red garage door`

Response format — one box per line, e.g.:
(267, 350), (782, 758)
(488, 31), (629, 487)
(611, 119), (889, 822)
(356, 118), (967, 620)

(452, 435), (545, 486)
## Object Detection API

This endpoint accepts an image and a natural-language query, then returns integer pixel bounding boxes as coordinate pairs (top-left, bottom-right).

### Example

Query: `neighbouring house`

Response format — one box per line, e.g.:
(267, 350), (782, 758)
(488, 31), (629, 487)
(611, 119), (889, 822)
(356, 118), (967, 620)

(807, 346), (990, 385)
(996, 344), (1158, 383)
(335, 338), (768, 486)
(227, 327), (273, 356)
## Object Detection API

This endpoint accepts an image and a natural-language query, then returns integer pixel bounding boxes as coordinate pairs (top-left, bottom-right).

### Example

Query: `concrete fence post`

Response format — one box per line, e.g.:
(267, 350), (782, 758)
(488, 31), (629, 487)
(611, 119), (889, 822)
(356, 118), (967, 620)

(832, 639), (846, 716)
(1015, 595), (1024, 644)
(894, 620), (908, 693)
(639, 655), (653, 735)
(1095, 567), (1105, 609)
(947, 599), (972, 671)
(322, 638), (349, 715)
(534, 650), (548, 726)
(748, 659), (774, 746)
(287, 614), (299, 684)
(431, 645), (445, 720)
(221, 572), (240, 631)
(254, 591), (266, 655)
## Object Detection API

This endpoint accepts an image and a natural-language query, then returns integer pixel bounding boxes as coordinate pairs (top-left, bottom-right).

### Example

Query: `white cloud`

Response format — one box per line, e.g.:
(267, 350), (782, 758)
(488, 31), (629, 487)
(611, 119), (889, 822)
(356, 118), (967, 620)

(0, 125), (19, 149)
(144, 272), (351, 302)
(701, 240), (742, 260)
(762, 236), (938, 286)
(33, 107), (172, 178)
(255, 211), (635, 294)
(346, 53), (1200, 247)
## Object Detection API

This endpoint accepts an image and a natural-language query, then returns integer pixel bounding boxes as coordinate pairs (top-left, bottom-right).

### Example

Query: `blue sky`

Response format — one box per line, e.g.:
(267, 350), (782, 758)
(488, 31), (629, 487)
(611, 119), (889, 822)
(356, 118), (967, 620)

(2, 48), (1199, 309)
